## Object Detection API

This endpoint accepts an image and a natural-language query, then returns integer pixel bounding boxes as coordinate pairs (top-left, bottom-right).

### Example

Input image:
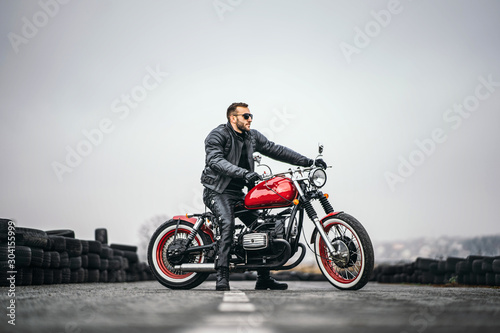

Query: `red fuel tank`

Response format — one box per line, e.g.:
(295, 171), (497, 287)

(244, 176), (298, 209)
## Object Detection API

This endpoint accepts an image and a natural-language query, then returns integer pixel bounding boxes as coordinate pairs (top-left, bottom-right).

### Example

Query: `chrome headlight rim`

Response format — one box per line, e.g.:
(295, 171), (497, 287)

(309, 168), (327, 188)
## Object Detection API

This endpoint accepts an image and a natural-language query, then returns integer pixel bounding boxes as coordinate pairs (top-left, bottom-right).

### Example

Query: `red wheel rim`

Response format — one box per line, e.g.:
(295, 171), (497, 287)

(318, 221), (363, 284)
(156, 229), (202, 279)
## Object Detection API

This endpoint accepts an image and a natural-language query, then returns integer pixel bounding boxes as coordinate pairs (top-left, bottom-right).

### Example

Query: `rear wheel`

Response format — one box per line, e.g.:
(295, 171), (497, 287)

(148, 219), (213, 289)
(314, 213), (374, 290)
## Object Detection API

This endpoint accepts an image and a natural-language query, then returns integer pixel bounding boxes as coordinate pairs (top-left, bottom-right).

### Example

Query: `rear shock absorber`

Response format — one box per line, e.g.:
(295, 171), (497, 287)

(319, 193), (334, 214)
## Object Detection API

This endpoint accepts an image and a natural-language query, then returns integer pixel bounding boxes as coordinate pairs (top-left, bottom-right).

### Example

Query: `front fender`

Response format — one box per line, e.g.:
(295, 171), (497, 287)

(172, 215), (215, 241)
(309, 211), (343, 244)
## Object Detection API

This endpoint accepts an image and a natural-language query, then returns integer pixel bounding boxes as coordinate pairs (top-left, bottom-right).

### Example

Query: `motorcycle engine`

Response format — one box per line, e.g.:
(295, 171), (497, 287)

(241, 215), (286, 251)
(242, 233), (268, 250)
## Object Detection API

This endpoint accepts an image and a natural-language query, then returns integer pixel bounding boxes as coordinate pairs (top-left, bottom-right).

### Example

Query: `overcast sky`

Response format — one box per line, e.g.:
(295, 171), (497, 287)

(1, 0), (499, 251)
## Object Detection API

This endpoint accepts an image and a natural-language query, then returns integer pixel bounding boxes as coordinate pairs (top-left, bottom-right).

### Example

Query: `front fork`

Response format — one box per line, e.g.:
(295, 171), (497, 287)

(298, 189), (339, 256)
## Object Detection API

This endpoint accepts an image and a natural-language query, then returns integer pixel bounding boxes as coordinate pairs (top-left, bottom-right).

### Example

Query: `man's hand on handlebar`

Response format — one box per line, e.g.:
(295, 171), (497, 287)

(245, 171), (262, 184)
(312, 158), (327, 169)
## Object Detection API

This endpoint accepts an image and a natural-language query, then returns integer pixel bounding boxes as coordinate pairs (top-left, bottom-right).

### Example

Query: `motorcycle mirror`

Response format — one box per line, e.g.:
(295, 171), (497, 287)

(318, 143), (324, 155)
(253, 154), (262, 165)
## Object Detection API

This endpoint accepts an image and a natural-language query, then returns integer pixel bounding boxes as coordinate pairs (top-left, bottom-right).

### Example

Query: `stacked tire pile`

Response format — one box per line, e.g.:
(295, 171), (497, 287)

(373, 255), (500, 286)
(0, 219), (153, 286)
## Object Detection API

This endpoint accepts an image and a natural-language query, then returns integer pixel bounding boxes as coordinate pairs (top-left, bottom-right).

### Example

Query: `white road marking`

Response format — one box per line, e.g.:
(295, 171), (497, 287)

(218, 290), (256, 312)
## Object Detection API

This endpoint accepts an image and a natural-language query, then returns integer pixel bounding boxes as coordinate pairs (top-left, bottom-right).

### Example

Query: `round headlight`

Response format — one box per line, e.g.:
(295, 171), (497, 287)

(310, 168), (327, 188)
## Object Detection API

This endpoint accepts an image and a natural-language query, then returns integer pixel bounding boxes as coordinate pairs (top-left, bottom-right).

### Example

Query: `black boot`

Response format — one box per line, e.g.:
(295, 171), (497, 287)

(216, 266), (230, 291)
(255, 270), (288, 290)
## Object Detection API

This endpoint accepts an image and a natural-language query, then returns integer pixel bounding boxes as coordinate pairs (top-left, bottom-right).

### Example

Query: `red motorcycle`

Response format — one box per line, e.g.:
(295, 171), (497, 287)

(148, 145), (374, 290)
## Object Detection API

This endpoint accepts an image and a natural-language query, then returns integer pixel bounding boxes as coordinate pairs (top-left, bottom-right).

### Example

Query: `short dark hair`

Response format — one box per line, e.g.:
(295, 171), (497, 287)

(227, 102), (248, 121)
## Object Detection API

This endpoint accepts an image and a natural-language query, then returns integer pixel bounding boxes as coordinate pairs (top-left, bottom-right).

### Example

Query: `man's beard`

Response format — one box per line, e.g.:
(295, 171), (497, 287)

(236, 120), (249, 132)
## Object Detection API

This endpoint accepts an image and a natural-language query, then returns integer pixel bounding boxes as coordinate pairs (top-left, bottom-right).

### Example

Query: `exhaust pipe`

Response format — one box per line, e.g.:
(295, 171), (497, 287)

(174, 263), (216, 273)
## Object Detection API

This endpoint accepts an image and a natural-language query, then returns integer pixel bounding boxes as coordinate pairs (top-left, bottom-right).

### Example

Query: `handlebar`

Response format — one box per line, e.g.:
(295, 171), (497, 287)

(260, 165), (330, 181)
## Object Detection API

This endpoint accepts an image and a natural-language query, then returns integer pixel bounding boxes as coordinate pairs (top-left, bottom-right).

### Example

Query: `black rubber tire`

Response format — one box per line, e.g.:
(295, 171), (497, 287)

(44, 269), (54, 284)
(48, 236), (66, 252)
(32, 267), (44, 285)
(482, 259), (494, 273)
(416, 258), (437, 271)
(123, 250), (139, 263)
(50, 251), (61, 268)
(70, 268), (85, 283)
(30, 248), (44, 267)
(61, 268), (71, 283)
(100, 246), (113, 259)
(437, 261), (447, 274)
(108, 269), (117, 283)
(456, 261), (472, 274)
(109, 258), (121, 270)
(59, 252), (70, 268)
(100, 258), (109, 271)
(88, 269), (100, 282)
(313, 213), (374, 291)
(445, 257), (464, 272)
(88, 240), (102, 254)
(111, 249), (124, 257)
(69, 256), (82, 270)
(110, 243), (138, 252)
(121, 257), (129, 270)
(15, 227), (49, 248)
(87, 253), (101, 269)
(485, 273), (496, 286)
(492, 259), (500, 273)
(148, 219), (213, 290)
(46, 229), (75, 238)
(0, 245), (32, 268)
(65, 238), (82, 257)
(81, 254), (88, 268)
(81, 240), (89, 255)
(21, 267), (33, 286)
(53, 268), (63, 284)
(41, 251), (52, 268)
(421, 271), (434, 284)
(99, 269), (108, 282)
(95, 228), (108, 244)
(0, 218), (13, 234)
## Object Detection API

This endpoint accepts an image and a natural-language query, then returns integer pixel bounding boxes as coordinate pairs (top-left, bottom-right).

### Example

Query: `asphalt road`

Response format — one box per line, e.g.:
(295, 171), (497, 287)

(1, 281), (499, 333)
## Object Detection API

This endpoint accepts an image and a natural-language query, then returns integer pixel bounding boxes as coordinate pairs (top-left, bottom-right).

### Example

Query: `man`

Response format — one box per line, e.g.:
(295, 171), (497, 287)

(201, 102), (326, 291)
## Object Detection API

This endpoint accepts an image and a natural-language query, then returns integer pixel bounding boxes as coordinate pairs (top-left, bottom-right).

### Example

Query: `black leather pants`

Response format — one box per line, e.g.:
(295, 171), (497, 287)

(203, 187), (259, 268)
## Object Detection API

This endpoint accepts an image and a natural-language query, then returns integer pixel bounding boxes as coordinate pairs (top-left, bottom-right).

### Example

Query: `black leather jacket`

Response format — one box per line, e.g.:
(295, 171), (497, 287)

(201, 122), (312, 193)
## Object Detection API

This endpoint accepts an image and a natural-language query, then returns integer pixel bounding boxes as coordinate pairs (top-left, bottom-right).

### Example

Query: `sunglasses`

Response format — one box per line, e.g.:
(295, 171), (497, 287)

(235, 113), (253, 120)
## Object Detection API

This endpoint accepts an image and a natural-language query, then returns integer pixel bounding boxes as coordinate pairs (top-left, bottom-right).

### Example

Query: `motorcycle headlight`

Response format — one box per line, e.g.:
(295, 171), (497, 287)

(309, 168), (327, 188)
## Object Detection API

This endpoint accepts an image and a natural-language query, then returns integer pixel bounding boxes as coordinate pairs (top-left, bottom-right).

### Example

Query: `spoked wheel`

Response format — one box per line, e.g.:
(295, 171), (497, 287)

(314, 213), (374, 290)
(148, 219), (213, 289)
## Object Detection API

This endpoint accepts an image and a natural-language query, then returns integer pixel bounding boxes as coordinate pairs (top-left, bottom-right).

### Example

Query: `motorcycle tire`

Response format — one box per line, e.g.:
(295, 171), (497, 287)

(148, 219), (213, 290)
(313, 212), (374, 290)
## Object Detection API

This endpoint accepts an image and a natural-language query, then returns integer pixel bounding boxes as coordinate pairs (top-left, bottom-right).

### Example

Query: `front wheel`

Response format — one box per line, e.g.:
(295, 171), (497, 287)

(314, 213), (374, 290)
(148, 219), (213, 289)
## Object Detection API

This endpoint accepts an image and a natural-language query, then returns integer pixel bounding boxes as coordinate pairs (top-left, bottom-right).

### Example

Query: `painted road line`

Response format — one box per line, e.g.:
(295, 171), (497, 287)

(218, 290), (256, 312)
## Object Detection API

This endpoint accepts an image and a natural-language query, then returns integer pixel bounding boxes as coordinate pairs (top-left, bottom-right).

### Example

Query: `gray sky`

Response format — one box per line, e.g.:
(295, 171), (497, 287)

(1, 0), (499, 248)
